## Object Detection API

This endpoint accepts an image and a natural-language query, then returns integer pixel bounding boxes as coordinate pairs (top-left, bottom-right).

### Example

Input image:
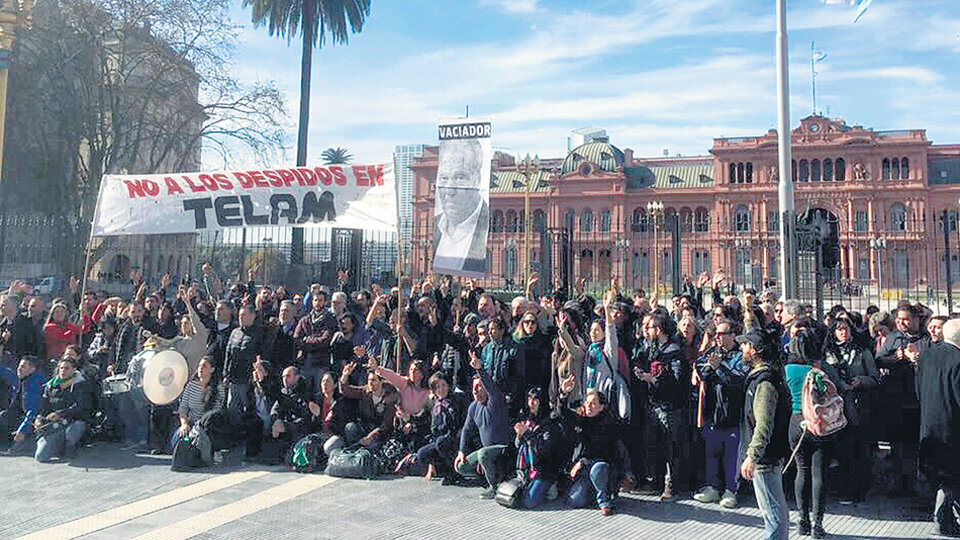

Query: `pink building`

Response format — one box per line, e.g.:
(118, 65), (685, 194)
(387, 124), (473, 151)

(410, 116), (960, 298)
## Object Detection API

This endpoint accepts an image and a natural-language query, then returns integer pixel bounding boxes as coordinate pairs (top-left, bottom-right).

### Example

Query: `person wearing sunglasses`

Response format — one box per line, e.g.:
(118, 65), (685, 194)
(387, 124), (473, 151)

(513, 310), (552, 395)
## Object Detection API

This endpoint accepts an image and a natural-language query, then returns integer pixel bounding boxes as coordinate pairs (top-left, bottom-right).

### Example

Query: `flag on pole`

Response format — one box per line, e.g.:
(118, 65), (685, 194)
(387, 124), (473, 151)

(822, 0), (873, 23)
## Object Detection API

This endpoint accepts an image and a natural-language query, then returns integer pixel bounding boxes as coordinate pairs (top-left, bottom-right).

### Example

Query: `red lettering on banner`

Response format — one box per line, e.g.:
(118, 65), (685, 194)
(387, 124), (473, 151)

(297, 168), (316, 186)
(124, 180), (150, 198)
(164, 177), (184, 195)
(183, 175), (205, 192)
(277, 169), (295, 187)
(353, 165), (371, 186)
(374, 165), (384, 186)
(199, 174), (219, 191)
(232, 172), (253, 189)
(314, 167), (333, 186)
(263, 170), (283, 187)
(331, 166), (347, 186)
(248, 170), (269, 188)
(213, 173), (233, 190)
(143, 180), (160, 196)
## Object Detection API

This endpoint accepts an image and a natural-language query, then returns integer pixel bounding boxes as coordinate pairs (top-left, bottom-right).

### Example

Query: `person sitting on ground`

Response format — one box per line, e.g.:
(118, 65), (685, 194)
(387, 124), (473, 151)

(0, 355), (45, 454)
(514, 386), (569, 509)
(455, 353), (513, 500)
(339, 361), (397, 450)
(267, 366), (325, 463)
(401, 372), (461, 483)
(34, 356), (93, 462)
(171, 357), (224, 453)
(566, 389), (624, 516)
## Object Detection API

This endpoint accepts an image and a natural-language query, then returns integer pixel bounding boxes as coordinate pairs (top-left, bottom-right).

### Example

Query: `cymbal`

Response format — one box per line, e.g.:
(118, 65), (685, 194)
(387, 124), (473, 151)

(141, 349), (189, 406)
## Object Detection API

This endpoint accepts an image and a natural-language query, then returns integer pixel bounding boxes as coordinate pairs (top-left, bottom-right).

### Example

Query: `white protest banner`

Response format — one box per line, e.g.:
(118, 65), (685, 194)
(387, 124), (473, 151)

(432, 118), (491, 278)
(90, 163), (396, 236)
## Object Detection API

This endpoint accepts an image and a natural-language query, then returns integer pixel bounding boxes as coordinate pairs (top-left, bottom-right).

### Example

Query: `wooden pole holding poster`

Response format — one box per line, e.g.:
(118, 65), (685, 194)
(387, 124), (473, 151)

(79, 177), (107, 350)
(394, 160), (404, 373)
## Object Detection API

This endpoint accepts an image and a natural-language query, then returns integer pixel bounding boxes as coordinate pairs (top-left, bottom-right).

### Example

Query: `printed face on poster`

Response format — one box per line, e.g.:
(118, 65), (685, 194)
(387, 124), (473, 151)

(432, 119), (492, 277)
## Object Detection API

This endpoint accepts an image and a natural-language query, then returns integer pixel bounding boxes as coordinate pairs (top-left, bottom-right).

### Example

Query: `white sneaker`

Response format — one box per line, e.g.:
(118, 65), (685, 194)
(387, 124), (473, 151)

(719, 490), (738, 508)
(546, 482), (559, 501)
(693, 486), (721, 503)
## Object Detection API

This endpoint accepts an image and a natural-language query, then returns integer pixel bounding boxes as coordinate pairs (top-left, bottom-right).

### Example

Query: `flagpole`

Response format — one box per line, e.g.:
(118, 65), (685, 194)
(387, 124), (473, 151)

(777, 0), (798, 299)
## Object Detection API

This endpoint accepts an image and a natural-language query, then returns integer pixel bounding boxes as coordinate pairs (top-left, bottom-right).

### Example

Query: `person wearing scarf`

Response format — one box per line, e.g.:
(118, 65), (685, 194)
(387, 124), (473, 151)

(34, 357), (92, 462)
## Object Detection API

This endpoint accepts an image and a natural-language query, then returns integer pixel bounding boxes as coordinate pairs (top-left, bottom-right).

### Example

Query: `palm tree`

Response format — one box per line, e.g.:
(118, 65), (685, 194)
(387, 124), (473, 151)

(321, 146), (353, 164)
(242, 0), (371, 264)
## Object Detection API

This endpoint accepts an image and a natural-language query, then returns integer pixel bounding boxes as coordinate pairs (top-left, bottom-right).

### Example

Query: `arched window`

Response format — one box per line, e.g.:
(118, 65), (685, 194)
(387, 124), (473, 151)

(792, 159), (797, 182)
(518, 210), (525, 232)
(505, 210), (518, 232)
(679, 207), (693, 233)
(665, 208), (678, 232)
(823, 159), (834, 181)
(600, 210), (611, 232)
(811, 159), (821, 182)
(632, 208), (647, 232)
(581, 210), (593, 232)
(737, 162), (744, 183)
(728, 163), (737, 184)
(533, 209), (546, 232)
(892, 158), (901, 180)
(564, 210), (575, 231)
(109, 254), (132, 282)
(735, 205), (750, 232)
(882, 158), (891, 180)
(890, 202), (907, 231)
(901, 157), (909, 180)
(694, 207), (709, 232)
(491, 210), (504, 232)
(799, 160), (809, 182)
(746, 162), (753, 183)
(835, 158), (846, 181)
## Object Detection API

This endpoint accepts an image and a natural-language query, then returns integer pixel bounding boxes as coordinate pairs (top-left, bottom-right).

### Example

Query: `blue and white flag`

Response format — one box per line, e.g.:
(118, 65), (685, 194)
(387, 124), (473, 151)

(822, 0), (873, 23)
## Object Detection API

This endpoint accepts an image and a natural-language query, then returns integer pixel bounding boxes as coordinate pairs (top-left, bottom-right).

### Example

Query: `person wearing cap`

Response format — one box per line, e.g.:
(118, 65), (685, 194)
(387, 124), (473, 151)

(739, 329), (791, 540)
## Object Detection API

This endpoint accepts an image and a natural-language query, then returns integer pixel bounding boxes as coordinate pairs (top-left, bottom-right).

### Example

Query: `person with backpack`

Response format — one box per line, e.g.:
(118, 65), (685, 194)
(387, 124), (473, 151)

(784, 326), (843, 539)
(693, 320), (746, 509)
(513, 386), (569, 509)
(738, 329), (791, 540)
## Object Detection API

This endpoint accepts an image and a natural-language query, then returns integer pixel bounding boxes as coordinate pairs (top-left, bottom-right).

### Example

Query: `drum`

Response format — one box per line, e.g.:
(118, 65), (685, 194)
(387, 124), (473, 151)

(140, 349), (189, 406)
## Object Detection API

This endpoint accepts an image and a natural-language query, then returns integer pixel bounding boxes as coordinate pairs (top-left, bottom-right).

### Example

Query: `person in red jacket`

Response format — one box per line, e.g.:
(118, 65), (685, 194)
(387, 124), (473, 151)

(43, 302), (80, 365)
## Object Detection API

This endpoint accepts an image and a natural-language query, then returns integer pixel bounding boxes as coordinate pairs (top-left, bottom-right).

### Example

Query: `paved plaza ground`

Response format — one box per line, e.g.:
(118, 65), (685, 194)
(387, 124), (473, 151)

(0, 441), (947, 540)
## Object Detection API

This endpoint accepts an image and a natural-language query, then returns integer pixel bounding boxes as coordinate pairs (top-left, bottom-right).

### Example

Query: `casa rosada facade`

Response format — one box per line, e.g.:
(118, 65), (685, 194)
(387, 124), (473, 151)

(409, 116), (960, 293)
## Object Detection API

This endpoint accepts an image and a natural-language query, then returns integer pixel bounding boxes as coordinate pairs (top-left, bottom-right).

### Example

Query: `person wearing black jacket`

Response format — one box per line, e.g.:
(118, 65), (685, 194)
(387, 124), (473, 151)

(635, 313), (685, 500)
(919, 320), (960, 537)
(515, 387), (569, 509)
(223, 304), (263, 426)
(266, 365), (319, 462)
(34, 357), (93, 462)
(262, 300), (299, 369)
(566, 390), (624, 516)
(206, 300), (236, 381)
(0, 294), (40, 365)
(693, 321), (746, 509)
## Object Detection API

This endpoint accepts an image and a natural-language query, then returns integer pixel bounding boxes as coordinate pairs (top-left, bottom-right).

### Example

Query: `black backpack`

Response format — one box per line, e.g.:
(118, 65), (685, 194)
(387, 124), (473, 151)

(171, 436), (202, 471)
(495, 477), (525, 509)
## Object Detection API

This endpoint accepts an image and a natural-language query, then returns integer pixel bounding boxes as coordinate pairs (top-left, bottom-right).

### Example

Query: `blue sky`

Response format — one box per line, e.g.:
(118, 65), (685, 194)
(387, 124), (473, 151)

(224, 0), (960, 167)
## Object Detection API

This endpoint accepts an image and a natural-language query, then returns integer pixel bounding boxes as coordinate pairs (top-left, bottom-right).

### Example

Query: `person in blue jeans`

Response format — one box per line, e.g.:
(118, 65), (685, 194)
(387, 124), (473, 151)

(34, 357), (92, 462)
(514, 387), (566, 508)
(566, 390), (623, 516)
(738, 331), (791, 540)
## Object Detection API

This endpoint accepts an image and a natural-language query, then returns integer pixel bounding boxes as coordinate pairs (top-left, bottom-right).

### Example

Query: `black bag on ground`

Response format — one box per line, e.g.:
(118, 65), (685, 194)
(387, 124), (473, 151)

(495, 477), (525, 508)
(325, 445), (378, 479)
(171, 436), (202, 471)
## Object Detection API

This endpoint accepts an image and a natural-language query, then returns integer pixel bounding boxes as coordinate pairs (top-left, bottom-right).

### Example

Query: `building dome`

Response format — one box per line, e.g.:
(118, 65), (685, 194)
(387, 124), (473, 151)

(561, 141), (624, 175)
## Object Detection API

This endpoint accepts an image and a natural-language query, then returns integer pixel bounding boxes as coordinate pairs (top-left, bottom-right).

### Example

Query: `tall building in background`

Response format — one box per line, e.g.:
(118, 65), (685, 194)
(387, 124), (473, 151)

(394, 144), (425, 270)
(568, 127), (607, 152)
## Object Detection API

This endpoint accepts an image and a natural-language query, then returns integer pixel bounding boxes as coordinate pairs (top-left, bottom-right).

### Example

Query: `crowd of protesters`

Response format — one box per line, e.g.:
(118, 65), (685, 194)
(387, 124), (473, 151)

(2, 263), (960, 539)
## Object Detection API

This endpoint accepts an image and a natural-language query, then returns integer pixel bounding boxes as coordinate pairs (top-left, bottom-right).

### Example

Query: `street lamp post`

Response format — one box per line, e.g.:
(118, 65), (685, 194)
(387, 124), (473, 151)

(518, 154), (540, 289)
(870, 236), (887, 308)
(647, 201), (664, 294)
(775, 0), (798, 299)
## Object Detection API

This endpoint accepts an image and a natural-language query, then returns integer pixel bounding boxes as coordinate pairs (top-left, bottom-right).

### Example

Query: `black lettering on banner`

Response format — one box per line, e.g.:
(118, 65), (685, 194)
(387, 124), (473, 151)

(241, 195), (269, 225)
(214, 196), (243, 227)
(270, 194), (298, 225)
(297, 190), (337, 224)
(438, 122), (491, 140)
(183, 198), (213, 229)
